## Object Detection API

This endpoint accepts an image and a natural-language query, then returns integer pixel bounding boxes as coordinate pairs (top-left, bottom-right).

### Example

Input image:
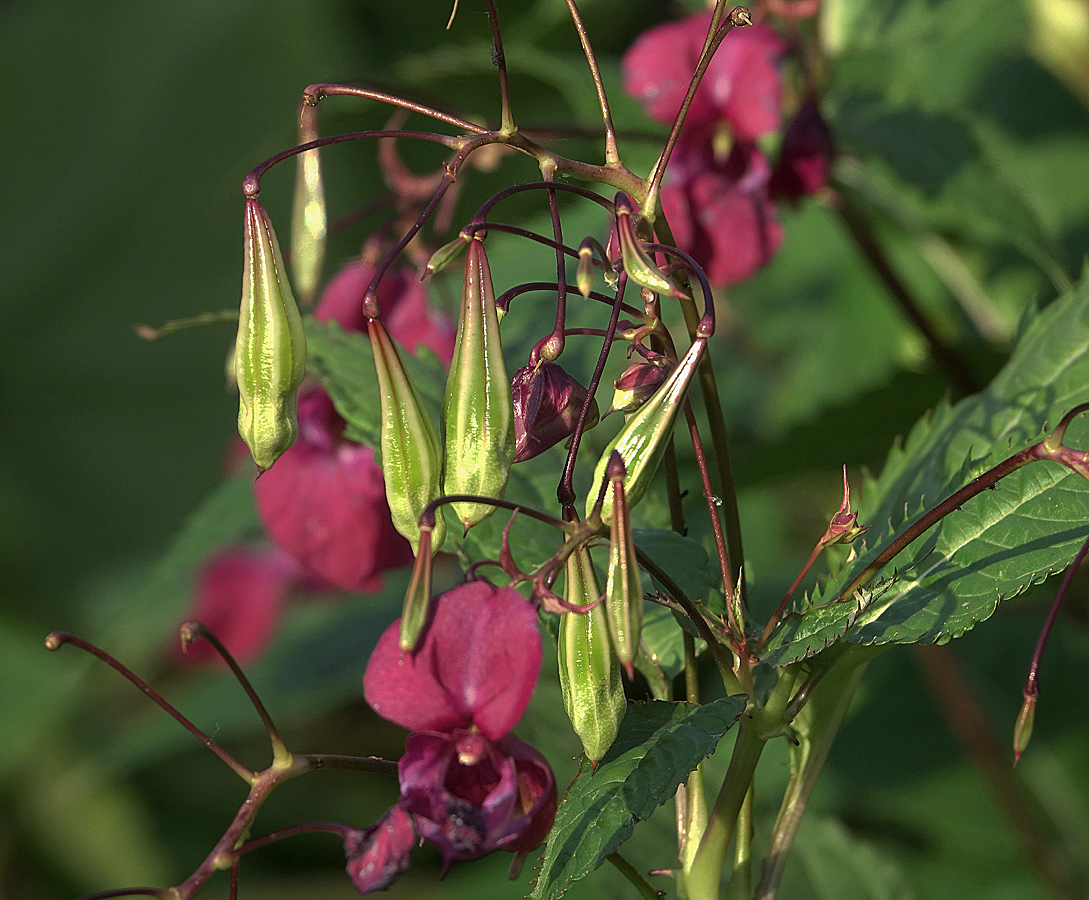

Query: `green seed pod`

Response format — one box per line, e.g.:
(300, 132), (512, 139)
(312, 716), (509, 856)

(236, 198), (307, 472)
(368, 317), (446, 555)
(603, 453), (643, 672)
(399, 525), (436, 652)
(290, 102), (326, 307)
(442, 236), (515, 529)
(559, 545), (626, 762)
(585, 337), (705, 523)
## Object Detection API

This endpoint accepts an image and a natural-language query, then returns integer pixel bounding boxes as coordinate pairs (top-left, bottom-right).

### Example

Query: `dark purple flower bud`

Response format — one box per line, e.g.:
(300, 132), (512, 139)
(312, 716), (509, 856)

(399, 730), (556, 866)
(363, 581), (542, 740)
(511, 362), (599, 463)
(344, 804), (415, 894)
(770, 99), (834, 203)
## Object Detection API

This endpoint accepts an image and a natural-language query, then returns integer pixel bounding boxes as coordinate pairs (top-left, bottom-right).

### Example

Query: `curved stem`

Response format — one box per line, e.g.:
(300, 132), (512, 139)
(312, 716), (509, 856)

(303, 83), (488, 134)
(484, 0), (515, 135)
(563, 0), (620, 166)
(45, 633), (255, 784)
(607, 852), (662, 900)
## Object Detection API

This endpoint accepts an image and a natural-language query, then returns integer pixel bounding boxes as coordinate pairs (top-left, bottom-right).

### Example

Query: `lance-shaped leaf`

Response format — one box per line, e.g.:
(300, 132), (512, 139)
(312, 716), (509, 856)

(559, 545), (626, 762)
(369, 317), (446, 556)
(604, 454), (644, 673)
(762, 279), (1089, 667)
(585, 338), (705, 522)
(290, 103), (326, 306)
(443, 237), (515, 529)
(236, 198), (307, 471)
(531, 698), (746, 900)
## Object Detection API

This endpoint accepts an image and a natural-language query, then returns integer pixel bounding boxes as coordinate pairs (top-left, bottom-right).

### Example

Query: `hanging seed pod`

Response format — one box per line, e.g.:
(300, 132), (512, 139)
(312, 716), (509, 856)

(398, 525), (435, 652)
(442, 236), (515, 529)
(369, 317), (446, 555)
(290, 101), (326, 306)
(585, 337), (705, 523)
(559, 544), (626, 762)
(603, 453), (643, 674)
(236, 198), (307, 472)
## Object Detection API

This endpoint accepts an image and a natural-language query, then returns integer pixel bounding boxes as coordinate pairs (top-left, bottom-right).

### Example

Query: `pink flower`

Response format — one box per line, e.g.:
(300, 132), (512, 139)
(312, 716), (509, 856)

(623, 14), (791, 285)
(347, 581), (557, 892)
(183, 547), (307, 665)
(662, 133), (783, 286)
(623, 14), (786, 140)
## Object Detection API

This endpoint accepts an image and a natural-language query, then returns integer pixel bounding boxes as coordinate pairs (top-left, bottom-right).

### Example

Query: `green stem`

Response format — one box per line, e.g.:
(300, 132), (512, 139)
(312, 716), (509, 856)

(754, 653), (872, 900)
(607, 852), (661, 900)
(726, 787), (754, 900)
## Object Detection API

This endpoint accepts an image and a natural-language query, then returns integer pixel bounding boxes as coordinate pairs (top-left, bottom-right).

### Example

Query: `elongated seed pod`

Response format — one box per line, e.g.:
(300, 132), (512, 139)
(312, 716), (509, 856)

(442, 236), (515, 528)
(369, 318), (446, 555)
(559, 545), (626, 762)
(603, 454), (643, 671)
(290, 102), (326, 306)
(236, 198), (307, 472)
(585, 337), (705, 522)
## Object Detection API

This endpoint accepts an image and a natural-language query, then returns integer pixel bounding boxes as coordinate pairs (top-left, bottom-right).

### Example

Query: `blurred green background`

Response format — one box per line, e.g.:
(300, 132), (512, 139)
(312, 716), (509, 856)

(4, 0), (1089, 898)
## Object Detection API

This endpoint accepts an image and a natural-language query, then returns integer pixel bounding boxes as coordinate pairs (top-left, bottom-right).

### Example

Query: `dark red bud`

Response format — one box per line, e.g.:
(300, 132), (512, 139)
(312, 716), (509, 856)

(770, 99), (834, 204)
(511, 361), (599, 463)
(606, 358), (674, 416)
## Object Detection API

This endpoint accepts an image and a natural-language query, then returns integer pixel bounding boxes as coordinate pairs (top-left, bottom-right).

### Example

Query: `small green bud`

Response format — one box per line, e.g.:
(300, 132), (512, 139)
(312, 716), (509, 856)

(424, 233), (471, 277)
(236, 198), (307, 472)
(442, 237), (515, 529)
(369, 318), (446, 555)
(586, 338), (705, 522)
(1013, 692), (1036, 765)
(614, 193), (687, 299)
(290, 102), (326, 306)
(576, 240), (596, 300)
(604, 453), (643, 673)
(559, 545), (626, 762)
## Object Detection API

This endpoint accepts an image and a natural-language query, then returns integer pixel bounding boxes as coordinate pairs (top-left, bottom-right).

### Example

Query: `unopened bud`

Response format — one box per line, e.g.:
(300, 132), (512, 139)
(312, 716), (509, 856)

(614, 193), (687, 299)
(559, 545), (626, 762)
(820, 465), (868, 547)
(423, 233), (471, 277)
(512, 361), (598, 463)
(1013, 693), (1036, 765)
(606, 358), (674, 417)
(576, 241), (596, 300)
(443, 237), (516, 528)
(236, 198), (307, 471)
(586, 338), (705, 522)
(369, 318), (446, 555)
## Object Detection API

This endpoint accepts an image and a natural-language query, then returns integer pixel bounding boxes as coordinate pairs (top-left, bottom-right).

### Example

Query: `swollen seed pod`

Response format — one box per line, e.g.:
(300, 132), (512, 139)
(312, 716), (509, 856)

(442, 236), (515, 528)
(603, 453), (643, 673)
(559, 545), (626, 762)
(368, 318), (446, 555)
(399, 525), (435, 652)
(290, 102), (326, 306)
(585, 337), (705, 523)
(614, 193), (687, 299)
(236, 198), (307, 472)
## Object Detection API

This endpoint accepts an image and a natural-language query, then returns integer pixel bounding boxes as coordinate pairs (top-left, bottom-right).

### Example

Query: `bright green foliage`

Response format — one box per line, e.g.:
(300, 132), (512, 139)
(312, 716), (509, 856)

(763, 280), (1089, 666)
(532, 697), (746, 900)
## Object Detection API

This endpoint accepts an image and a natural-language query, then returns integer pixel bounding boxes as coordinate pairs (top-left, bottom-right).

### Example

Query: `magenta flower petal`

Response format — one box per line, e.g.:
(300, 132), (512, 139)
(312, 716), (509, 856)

(663, 139), (783, 285)
(397, 729), (556, 865)
(315, 261), (456, 364)
(180, 547), (304, 665)
(344, 804), (416, 894)
(622, 13), (716, 127)
(364, 581), (542, 740)
(704, 23), (787, 141)
(254, 388), (414, 593)
(770, 99), (834, 202)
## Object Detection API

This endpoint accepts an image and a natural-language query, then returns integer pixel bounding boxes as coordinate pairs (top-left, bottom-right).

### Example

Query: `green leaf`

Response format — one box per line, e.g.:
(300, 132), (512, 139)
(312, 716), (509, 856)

(763, 278), (1089, 666)
(531, 697), (746, 900)
(304, 317), (447, 463)
(792, 817), (917, 900)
